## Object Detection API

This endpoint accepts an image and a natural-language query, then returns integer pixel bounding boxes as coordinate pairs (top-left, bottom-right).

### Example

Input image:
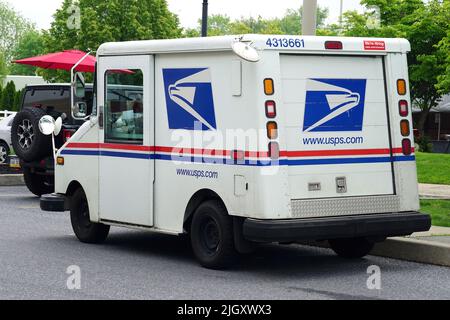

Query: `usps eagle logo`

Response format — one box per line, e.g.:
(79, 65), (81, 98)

(163, 68), (217, 131)
(303, 78), (367, 132)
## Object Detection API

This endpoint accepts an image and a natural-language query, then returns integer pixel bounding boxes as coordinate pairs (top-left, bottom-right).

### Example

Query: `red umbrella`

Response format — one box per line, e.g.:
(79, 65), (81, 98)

(13, 50), (96, 73)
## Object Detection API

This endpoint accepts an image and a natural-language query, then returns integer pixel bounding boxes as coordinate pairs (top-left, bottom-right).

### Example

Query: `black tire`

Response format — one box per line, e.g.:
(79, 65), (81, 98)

(11, 108), (52, 162)
(329, 237), (375, 259)
(23, 167), (54, 196)
(70, 188), (110, 244)
(0, 141), (9, 164)
(190, 200), (238, 269)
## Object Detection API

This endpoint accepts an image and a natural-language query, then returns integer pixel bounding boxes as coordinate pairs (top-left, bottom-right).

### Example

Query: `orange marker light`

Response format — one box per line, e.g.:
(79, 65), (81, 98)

(397, 79), (407, 95)
(56, 157), (65, 166)
(400, 120), (410, 137)
(267, 121), (278, 139)
(264, 78), (274, 95)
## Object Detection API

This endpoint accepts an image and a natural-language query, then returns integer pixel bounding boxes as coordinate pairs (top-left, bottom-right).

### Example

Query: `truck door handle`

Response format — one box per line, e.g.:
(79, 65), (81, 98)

(99, 105), (104, 128)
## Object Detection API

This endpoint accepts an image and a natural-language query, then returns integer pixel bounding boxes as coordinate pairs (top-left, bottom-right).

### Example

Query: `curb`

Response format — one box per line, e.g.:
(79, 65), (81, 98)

(299, 237), (450, 267)
(0, 174), (24, 186)
(371, 238), (450, 267)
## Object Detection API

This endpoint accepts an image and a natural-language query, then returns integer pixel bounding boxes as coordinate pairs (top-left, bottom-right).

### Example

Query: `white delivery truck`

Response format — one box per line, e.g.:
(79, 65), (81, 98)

(40, 35), (430, 269)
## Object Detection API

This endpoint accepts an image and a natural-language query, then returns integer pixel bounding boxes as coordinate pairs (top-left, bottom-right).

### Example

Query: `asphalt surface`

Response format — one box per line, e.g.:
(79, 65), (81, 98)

(0, 186), (449, 300)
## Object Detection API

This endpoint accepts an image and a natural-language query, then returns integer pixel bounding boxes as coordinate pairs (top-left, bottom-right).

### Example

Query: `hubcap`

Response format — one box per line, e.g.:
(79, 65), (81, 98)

(17, 119), (35, 150)
(0, 146), (7, 164)
(201, 217), (220, 254)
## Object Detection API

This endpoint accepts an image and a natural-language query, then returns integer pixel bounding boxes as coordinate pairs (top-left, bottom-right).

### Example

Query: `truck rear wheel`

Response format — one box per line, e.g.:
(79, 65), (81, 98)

(190, 200), (238, 269)
(23, 167), (54, 196)
(70, 188), (110, 244)
(329, 237), (375, 259)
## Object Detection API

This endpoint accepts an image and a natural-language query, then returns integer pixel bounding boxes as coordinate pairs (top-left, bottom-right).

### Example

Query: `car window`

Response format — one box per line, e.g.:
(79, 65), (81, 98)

(23, 88), (71, 116)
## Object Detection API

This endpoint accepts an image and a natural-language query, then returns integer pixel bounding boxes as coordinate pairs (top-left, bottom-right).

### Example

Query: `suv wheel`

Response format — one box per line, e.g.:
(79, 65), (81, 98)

(22, 167), (54, 196)
(0, 142), (9, 164)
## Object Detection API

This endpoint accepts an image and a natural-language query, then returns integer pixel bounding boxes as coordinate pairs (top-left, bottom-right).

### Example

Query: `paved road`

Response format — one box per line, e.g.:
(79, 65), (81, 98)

(0, 186), (449, 300)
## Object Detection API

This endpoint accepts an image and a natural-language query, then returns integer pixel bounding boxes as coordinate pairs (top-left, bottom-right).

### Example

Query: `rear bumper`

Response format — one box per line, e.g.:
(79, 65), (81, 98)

(243, 212), (431, 243)
(40, 193), (66, 212)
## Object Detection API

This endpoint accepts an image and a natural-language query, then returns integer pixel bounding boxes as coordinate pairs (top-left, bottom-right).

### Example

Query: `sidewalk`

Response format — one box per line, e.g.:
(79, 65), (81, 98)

(419, 183), (450, 200)
(0, 174), (24, 186)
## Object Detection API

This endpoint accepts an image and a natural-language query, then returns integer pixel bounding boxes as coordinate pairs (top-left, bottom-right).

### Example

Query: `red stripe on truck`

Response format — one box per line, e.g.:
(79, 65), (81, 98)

(65, 143), (412, 158)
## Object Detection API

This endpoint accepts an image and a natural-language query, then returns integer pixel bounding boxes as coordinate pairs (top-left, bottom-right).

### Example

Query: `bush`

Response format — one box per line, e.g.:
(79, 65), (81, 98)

(0, 81), (16, 111)
(417, 135), (433, 153)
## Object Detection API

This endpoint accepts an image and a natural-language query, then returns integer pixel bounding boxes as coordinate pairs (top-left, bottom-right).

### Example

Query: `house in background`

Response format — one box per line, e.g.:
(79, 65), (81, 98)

(2, 75), (47, 90)
(413, 94), (450, 153)
(413, 94), (450, 140)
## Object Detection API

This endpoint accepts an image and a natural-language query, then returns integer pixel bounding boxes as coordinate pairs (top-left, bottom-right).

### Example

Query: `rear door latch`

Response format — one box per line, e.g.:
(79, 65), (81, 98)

(336, 177), (347, 193)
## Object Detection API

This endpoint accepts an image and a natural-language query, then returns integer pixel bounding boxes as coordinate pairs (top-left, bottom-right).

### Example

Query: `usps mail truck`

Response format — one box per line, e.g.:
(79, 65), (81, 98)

(40, 35), (431, 269)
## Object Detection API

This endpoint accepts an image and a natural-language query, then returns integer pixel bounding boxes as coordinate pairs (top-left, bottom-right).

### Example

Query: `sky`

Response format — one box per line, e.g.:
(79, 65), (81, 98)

(6, 0), (365, 31)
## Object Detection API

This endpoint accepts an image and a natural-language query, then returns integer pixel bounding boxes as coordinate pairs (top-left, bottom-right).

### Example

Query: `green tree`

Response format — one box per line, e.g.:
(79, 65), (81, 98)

(0, 51), (7, 83)
(9, 30), (45, 76)
(437, 34), (450, 94)
(436, 1), (450, 94)
(342, 0), (450, 135)
(13, 88), (23, 111)
(42, 0), (181, 82)
(183, 6), (329, 37)
(0, 81), (15, 111)
(279, 7), (329, 35)
(0, 1), (34, 63)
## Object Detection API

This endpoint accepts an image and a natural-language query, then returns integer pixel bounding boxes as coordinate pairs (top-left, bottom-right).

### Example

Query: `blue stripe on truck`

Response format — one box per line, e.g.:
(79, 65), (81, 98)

(60, 149), (415, 166)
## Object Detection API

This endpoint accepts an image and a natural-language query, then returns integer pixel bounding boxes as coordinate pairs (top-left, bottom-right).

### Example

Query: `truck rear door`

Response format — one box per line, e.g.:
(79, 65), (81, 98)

(281, 54), (394, 199)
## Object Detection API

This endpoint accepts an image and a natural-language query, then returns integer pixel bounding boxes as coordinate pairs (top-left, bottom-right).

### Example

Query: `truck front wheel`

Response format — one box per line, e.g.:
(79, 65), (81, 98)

(70, 188), (110, 244)
(190, 200), (238, 269)
(329, 237), (375, 259)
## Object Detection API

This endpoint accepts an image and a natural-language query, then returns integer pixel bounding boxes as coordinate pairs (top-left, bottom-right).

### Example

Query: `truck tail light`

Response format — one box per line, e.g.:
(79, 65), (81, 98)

(268, 142), (279, 160)
(264, 78), (274, 95)
(400, 120), (410, 136)
(265, 100), (276, 118)
(402, 139), (412, 155)
(325, 41), (343, 50)
(397, 79), (407, 95)
(399, 100), (409, 117)
(266, 121), (278, 139)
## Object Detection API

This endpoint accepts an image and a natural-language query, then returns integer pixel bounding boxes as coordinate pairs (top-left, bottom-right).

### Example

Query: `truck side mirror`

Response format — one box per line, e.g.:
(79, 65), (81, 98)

(73, 72), (86, 98)
(73, 101), (88, 119)
(72, 72), (88, 120)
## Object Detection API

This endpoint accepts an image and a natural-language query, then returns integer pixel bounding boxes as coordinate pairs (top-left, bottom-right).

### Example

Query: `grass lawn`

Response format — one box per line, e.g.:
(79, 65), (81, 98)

(415, 152), (450, 185)
(420, 200), (450, 227)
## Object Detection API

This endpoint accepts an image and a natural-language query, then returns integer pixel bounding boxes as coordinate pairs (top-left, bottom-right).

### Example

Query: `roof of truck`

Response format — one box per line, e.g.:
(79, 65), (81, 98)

(97, 34), (410, 57)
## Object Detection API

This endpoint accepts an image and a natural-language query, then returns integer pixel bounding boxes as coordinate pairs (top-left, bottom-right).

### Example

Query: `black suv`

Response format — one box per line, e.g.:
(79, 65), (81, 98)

(11, 84), (93, 196)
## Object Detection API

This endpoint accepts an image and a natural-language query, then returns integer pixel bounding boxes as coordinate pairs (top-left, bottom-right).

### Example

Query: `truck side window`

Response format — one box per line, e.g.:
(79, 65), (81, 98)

(104, 69), (144, 144)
